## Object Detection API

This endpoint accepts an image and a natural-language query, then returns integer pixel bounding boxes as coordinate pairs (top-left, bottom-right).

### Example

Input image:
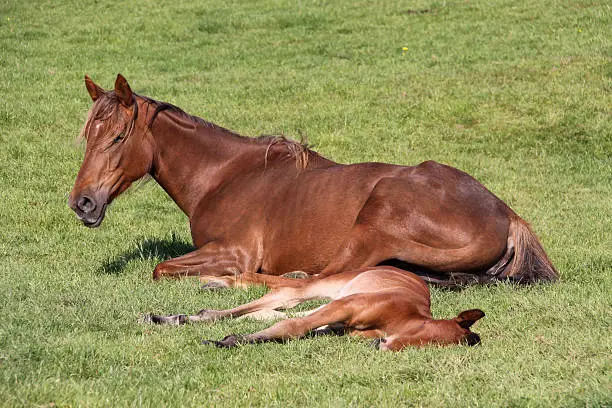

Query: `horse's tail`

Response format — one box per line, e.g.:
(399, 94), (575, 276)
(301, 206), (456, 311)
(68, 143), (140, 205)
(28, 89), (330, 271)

(499, 216), (558, 283)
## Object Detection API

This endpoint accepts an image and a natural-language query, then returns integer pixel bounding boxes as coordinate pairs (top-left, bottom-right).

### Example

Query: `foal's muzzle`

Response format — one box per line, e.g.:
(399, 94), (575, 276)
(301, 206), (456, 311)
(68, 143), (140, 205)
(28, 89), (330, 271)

(68, 192), (108, 228)
(464, 332), (481, 346)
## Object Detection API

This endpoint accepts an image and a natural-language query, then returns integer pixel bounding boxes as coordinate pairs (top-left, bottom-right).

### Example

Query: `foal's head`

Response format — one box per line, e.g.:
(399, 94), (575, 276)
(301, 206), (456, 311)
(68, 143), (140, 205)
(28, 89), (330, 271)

(69, 75), (153, 227)
(379, 309), (485, 351)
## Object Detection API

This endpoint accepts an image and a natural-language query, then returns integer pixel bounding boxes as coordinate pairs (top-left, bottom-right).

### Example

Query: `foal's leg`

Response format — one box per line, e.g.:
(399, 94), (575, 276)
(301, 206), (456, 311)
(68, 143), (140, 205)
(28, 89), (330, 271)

(147, 284), (312, 325)
(203, 297), (359, 347)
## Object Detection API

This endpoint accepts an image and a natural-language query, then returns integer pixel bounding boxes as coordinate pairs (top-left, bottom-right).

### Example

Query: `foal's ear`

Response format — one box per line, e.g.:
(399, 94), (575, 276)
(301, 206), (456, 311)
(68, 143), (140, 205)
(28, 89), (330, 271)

(114, 73), (133, 107)
(85, 75), (105, 101)
(455, 309), (485, 329)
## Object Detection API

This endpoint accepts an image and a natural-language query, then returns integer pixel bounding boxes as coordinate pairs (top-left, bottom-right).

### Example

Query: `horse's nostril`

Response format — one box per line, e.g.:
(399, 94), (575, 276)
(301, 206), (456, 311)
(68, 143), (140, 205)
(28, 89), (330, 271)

(77, 196), (96, 213)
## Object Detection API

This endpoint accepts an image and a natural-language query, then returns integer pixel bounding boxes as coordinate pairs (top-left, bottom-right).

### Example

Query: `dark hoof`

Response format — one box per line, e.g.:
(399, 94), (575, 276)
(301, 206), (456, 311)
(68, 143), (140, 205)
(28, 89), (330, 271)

(202, 334), (246, 348)
(200, 281), (229, 291)
(280, 271), (309, 279)
(145, 314), (188, 325)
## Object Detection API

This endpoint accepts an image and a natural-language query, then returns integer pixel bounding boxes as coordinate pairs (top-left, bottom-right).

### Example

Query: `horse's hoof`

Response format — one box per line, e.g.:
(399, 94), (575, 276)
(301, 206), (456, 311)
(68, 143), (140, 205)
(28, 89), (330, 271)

(281, 271), (309, 279)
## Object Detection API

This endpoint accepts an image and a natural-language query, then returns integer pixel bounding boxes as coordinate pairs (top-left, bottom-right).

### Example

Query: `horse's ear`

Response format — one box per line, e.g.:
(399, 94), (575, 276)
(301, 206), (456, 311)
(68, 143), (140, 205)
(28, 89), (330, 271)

(455, 309), (485, 329)
(114, 73), (133, 107)
(85, 75), (105, 101)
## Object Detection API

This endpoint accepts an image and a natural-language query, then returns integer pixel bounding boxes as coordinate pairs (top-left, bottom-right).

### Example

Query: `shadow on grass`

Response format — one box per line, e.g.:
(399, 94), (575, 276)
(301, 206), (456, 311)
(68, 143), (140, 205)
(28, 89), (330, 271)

(99, 233), (194, 275)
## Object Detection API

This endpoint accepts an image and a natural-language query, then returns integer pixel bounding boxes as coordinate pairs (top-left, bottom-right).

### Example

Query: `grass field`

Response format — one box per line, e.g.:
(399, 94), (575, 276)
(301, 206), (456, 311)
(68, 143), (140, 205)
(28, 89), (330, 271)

(1, 0), (611, 406)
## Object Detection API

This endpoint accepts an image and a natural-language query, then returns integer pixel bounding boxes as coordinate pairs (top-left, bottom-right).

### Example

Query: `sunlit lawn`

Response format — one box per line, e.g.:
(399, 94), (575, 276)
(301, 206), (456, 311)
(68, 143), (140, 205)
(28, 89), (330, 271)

(0, 0), (610, 406)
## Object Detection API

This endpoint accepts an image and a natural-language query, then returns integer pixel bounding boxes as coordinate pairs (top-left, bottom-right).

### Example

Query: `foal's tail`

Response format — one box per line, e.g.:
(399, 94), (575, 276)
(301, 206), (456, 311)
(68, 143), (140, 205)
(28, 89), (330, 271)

(499, 216), (558, 283)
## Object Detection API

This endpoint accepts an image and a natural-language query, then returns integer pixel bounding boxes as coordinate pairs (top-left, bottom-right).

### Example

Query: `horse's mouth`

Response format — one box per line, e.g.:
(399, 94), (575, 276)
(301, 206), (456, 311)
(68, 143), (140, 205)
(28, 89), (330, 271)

(80, 203), (107, 228)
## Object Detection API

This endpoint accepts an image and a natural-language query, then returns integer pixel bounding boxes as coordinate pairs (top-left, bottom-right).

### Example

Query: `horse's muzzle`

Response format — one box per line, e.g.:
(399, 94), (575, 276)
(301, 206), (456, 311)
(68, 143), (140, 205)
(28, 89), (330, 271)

(68, 192), (108, 228)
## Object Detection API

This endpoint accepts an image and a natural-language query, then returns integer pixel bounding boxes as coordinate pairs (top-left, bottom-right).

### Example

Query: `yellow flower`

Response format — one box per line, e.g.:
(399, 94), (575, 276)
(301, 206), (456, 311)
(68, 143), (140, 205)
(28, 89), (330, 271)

(402, 47), (408, 51)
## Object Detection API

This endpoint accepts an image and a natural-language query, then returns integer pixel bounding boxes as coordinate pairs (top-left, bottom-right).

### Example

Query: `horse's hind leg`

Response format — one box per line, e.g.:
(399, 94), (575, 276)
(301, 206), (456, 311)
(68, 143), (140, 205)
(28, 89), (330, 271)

(321, 176), (508, 278)
(322, 227), (504, 282)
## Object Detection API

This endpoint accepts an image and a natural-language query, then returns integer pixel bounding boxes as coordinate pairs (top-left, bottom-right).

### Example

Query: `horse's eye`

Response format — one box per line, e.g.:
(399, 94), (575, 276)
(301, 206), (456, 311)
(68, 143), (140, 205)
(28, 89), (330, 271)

(113, 133), (125, 143)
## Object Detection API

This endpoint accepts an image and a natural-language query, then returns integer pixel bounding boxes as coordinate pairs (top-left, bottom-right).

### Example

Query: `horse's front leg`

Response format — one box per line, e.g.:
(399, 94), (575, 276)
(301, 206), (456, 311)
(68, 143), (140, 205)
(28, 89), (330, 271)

(152, 241), (255, 280)
(199, 271), (313, 290)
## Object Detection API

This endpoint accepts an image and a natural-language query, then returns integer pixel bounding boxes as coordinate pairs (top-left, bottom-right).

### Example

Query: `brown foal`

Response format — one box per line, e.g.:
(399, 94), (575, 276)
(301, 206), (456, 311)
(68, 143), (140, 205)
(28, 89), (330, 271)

(69, 75), (557, 286)
(147, 266), (485, 351)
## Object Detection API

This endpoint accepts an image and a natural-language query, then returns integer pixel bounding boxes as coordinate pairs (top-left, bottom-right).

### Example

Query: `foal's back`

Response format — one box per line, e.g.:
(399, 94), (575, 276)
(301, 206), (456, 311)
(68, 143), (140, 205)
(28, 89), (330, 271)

(305, 266), (431, 310)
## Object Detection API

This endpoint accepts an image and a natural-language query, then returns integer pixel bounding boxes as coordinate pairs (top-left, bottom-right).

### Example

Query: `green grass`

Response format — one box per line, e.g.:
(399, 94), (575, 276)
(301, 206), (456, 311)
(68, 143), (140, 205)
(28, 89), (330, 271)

(1, 0), (611, 406)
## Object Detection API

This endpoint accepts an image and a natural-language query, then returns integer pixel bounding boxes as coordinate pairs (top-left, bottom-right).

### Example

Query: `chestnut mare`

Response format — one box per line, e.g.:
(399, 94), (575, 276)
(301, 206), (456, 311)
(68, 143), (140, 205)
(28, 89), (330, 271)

(69, 75), (557, 287)
(147, 266), (485, 351)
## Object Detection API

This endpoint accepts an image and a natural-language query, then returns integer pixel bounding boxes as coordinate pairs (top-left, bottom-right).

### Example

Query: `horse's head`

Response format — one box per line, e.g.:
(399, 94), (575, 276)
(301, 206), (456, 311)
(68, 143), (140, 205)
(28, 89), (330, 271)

(69, 74), (153, 227)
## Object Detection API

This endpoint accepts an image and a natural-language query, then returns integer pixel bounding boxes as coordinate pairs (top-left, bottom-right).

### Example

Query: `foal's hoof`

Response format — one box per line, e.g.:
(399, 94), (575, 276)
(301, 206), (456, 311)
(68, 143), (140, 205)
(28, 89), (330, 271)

(200, 281), (229, 291)
(280, 271), (310, 280)
(140, 314), (153, 324)
(144, 313), (188, 325)
(202, 334), (246, 348)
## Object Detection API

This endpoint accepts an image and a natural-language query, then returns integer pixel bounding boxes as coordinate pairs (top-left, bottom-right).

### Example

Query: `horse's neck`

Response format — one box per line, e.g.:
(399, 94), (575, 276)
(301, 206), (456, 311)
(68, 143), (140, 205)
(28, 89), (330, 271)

(147, 108), (337, 218)
(148, 112), (254, 218)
